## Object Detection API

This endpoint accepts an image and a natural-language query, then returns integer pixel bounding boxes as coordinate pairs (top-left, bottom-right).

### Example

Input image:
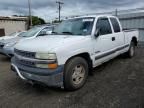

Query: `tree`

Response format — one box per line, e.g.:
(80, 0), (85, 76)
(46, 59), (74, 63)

(32, 16), (46, 26)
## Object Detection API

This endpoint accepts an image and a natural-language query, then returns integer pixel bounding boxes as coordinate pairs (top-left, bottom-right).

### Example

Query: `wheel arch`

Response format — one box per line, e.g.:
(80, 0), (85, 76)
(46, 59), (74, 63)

(131, 36), (138, 46)
(64, 52), (93, 73)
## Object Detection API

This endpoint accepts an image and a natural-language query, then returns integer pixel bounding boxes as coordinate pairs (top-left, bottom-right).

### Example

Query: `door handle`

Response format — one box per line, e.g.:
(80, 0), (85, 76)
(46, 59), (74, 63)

(112, 37), (115, 41)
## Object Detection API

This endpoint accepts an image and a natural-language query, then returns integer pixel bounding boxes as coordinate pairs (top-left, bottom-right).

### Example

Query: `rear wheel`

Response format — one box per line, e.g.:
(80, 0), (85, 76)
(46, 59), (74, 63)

(64, 57), (88, 91)
(126, 41), (135, 58)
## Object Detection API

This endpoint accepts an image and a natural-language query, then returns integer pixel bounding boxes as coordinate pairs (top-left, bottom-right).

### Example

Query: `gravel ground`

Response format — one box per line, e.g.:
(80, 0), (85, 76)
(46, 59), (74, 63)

(0, 47), (144, 108)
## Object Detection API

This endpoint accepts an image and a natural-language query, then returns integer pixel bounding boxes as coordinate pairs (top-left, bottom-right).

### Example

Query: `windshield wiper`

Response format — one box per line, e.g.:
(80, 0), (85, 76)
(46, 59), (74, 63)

(62, 31), (73, 35)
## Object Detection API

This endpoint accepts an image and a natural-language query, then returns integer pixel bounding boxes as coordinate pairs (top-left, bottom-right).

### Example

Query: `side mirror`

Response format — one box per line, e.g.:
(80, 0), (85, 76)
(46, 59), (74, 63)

(94, 29), (100, 38)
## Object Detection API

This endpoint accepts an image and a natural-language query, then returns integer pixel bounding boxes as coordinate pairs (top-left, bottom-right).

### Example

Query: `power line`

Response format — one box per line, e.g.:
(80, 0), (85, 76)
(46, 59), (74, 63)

(56, 1), (64, 22)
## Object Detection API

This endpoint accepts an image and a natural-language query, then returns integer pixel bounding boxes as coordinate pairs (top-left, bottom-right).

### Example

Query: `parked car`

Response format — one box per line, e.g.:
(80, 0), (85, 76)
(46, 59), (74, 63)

(0, 31), (26, 41)
(0, 25), (54, 57)
(11, 15), (139, 90)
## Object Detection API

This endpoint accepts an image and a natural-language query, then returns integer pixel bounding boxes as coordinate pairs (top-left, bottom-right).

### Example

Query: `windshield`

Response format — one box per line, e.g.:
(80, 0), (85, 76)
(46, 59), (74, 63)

(53, 17), (94, 36)
(20, 27), (42, 37)
(17, 32), (26, 37)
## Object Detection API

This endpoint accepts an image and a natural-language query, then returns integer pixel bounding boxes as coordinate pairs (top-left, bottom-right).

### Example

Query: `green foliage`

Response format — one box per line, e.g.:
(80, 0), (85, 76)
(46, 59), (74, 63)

(32, 16), (46, 26)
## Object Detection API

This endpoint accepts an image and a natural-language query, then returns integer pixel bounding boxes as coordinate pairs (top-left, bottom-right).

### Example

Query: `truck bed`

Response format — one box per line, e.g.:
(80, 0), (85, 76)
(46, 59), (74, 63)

(123, 29), (139, 45)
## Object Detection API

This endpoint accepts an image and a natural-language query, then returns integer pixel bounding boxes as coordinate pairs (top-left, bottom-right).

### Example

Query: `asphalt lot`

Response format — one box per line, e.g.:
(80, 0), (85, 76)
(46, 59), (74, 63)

(0, 47), (144, 108)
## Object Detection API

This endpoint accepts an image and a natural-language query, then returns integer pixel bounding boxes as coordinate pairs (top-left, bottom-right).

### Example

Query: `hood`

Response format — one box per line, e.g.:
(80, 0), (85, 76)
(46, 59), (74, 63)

(0, 36), (16, 41)
(15, 35), (88, 53)
(0, 36), (27, 44)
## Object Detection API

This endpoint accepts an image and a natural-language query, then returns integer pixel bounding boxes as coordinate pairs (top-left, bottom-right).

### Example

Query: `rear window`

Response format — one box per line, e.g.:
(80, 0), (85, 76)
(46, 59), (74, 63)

(110, 18), (121, 33)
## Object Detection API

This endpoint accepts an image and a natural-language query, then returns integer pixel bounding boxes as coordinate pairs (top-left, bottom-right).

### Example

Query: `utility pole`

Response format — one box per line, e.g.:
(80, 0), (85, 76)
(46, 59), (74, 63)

(115, 9), (118, 16)
(28, 0), (32, 28)
(56, 1), (64, 22)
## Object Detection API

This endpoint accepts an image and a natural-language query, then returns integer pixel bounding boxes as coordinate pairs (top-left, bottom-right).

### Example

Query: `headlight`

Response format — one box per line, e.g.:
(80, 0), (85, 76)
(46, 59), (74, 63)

(5, 42), (17, 47)
(35, 53), (58, 69)
(35, 53), (57, 60)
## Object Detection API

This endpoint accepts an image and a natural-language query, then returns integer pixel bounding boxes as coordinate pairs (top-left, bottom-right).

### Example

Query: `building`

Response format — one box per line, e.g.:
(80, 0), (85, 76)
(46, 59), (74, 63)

(0, 16), (28, 36)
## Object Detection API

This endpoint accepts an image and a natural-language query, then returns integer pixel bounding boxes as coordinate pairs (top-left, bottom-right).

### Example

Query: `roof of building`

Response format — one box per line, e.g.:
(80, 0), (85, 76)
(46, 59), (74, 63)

(67, 8), (144, 20)
(118, 12), (144, 20)
(0, 16), (28, 21)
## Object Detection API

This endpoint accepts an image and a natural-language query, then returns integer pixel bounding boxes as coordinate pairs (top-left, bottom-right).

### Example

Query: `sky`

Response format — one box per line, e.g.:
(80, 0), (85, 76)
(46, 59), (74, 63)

(0, 0), (144, 22)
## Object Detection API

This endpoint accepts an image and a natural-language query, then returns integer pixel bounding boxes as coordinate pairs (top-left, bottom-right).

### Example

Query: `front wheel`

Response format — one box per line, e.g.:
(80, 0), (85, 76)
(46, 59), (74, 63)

(64, 57), (88, 91)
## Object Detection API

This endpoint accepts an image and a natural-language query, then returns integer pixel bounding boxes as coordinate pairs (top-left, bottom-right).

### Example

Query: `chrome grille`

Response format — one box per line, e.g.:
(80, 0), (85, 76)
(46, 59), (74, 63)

(14, 49), (35, 58)
(15, 56), (35, 67)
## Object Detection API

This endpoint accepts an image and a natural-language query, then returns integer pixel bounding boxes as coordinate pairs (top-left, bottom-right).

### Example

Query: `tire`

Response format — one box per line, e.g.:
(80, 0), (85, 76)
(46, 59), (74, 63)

(64, 57), (88, 91)
(126, 41), (135, 58)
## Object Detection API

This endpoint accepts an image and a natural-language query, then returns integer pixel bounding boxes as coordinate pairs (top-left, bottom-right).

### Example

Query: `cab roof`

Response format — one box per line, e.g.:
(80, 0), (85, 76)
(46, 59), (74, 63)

(67, 15), (117, 20)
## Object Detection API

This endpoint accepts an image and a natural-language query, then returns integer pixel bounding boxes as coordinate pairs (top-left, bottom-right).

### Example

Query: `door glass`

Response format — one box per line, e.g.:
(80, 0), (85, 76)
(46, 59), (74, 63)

(96, 18), (112, 35)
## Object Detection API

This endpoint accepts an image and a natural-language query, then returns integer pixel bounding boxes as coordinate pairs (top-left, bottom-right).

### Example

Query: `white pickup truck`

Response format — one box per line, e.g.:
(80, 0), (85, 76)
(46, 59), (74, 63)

(11, 15), (139, 91)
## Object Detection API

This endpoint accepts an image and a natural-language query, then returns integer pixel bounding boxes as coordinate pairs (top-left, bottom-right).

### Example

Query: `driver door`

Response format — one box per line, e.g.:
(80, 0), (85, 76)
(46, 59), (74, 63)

(93, 17), (116, 66)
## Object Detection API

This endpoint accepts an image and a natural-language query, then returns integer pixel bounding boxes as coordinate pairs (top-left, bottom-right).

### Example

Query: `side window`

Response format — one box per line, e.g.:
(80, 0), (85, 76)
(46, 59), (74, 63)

(38, 27), (52, 36)
(110, 18), (121, 33)
(96, 18), (112, 35)
(42, 27), (52, 33)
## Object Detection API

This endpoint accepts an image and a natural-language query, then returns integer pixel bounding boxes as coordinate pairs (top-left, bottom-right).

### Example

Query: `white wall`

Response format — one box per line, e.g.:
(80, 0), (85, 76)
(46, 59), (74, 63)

(0, 20), (27, 35)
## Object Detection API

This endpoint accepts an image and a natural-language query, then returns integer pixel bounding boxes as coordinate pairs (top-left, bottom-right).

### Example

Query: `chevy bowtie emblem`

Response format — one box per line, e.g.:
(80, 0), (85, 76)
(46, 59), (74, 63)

(16, 54), (23, 60)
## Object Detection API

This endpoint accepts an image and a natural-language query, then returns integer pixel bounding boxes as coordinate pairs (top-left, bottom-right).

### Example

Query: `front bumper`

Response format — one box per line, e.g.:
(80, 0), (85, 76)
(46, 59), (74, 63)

(0, 46), (14, 57)
(11, 57), (64, 87)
